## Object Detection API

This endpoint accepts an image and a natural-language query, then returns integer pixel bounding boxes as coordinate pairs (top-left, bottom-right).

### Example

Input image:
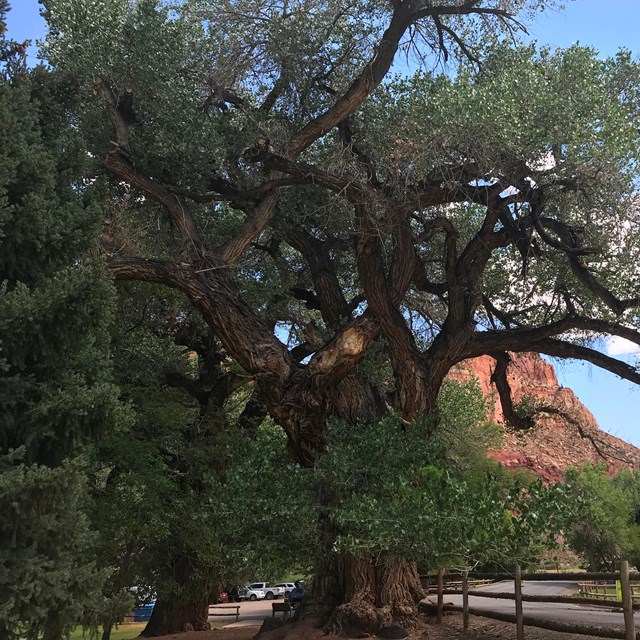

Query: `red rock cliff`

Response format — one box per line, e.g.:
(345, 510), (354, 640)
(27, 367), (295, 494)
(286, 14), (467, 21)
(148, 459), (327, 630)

(450, 353), (640, 482)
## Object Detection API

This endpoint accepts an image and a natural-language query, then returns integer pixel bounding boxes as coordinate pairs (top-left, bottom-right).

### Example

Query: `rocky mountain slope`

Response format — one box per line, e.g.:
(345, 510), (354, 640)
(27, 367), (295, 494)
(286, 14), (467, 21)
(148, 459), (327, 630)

(450, 353), (640, 482)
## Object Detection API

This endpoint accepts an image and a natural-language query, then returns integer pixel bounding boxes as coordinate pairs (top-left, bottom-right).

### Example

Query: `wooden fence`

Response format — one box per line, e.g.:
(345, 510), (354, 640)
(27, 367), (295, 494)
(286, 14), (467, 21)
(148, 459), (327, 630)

(421, 561), (638, 640)
(579, 582), (640, 604)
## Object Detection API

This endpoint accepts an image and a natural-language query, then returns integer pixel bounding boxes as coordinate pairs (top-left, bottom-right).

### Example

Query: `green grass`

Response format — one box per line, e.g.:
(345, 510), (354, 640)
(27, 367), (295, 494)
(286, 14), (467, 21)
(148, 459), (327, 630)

(69, 623), (146, 640)
(579, 586), (619, 598)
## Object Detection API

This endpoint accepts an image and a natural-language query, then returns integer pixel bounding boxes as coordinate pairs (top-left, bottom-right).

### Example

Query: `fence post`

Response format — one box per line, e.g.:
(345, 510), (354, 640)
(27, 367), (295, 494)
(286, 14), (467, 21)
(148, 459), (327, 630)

(514, 563), (525, 640)
(620, 560), (635, 640)
(437, 568), (444, 624)
(462, 570), (469, 630)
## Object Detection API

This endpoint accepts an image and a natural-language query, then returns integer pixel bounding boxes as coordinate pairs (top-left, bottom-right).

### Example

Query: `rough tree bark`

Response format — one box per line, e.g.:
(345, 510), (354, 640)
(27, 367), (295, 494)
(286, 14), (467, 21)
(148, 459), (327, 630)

(140, 556), (211, 636)
(317, 555), (424, 636)
(142, 597), (209, 636)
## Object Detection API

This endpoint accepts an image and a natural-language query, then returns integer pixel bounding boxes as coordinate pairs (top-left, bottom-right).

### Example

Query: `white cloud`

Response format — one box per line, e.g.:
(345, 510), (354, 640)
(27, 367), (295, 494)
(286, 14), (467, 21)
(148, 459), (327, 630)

(606, 336), (640, 356)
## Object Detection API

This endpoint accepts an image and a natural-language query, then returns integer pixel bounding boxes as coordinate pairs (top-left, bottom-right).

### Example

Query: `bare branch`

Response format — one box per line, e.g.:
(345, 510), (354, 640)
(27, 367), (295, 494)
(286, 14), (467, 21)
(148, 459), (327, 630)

(412, 256), (448, 296)
(95, 77), (206, 261)
(220, 187), (280, 265)
(481, 295), (525, 329)
(283, 5), (415, 157)
(490, 351), (533, 430)
(467, 316), (640, 357)
(93, 76), (130, 151)
(106, 254), (192, 289)
(415, 215), (459, 289)
(535, 214), (598, 256)
(282, 0), (526, 158)
(286, 228), (350, 328)
(465, 319), (640, 385)
(260, 74), (285, 113)
(532, 339), (640, 386)
(245, 141), (365, 200)
(565, 250), (640, 316)
(432, 15), (481, 66)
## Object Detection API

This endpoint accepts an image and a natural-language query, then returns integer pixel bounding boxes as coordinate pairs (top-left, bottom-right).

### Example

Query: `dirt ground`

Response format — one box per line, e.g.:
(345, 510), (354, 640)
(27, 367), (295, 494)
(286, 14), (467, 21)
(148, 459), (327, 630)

(139, 612), (614, 640)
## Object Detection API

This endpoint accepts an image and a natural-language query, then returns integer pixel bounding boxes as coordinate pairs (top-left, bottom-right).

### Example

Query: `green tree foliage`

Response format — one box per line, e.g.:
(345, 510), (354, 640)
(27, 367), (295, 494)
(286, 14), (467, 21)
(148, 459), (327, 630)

(37, 0), (640, 446)
(0, 8), (126, 638)
(316, 381), (573, 570)
(228, 381), (573, 574)
(224, 421), (317, 578)
(88, 386), (231, 635)
(86, 280), (268, 636)
(565, 464), (640, 571)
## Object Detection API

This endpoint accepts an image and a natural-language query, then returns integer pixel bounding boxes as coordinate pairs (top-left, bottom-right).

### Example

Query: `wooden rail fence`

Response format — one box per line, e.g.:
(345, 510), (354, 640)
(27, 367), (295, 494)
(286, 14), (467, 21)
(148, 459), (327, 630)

(579, 581), (640, 603)
(420, 561), (638, 640)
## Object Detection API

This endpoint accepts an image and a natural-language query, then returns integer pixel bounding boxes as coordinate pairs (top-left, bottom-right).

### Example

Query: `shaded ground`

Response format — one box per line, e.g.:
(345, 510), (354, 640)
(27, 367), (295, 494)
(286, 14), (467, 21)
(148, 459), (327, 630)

(139, 626), (260, 640)
(138, 612), (619, 640)
(422, 615), (618, 640)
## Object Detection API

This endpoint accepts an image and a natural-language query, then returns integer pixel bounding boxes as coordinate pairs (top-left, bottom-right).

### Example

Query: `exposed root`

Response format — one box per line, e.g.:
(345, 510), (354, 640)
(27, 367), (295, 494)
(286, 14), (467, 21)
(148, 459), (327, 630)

(324, 602), (418, 637)
(325, 601), (390, 637)
(386, 604), (418, 632)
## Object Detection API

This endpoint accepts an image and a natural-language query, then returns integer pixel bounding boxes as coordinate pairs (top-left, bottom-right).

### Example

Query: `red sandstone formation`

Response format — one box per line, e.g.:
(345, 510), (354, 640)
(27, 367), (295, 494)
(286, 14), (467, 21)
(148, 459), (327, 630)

(450, 353), (640, 482)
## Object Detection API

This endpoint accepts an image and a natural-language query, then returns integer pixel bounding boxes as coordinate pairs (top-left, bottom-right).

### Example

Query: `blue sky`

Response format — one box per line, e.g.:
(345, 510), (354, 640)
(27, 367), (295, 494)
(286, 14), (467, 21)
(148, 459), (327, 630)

(5, 0), (640, 445)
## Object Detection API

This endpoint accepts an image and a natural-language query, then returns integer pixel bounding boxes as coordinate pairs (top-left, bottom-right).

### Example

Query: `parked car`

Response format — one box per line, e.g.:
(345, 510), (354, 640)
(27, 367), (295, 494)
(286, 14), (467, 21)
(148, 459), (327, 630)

(286, 583), (306, 609)
(245, 585), (266, 601)
(271, 582), (296, 598)
(229, 584), (265, 601)
(216, 590), (229, 603)
(248, 582), (285, 600)
(228, 585), (246, 602)
(133, 603), (154, 622)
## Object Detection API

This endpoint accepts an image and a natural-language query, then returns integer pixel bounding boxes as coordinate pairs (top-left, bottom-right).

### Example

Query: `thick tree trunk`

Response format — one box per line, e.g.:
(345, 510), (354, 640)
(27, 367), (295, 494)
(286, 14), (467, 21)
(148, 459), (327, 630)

(42, 613), (63, 640)
(307, 481), (424, 636)
(100, 620), (114, 640)
(141, 597), (209, 636)
(316, 553), (423, 636)
(140, 556), (211, 636)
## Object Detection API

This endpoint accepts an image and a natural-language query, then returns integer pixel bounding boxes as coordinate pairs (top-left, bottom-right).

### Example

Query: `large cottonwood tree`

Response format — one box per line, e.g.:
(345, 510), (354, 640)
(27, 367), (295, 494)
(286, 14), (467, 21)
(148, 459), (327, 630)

(41, 0), (640, 634)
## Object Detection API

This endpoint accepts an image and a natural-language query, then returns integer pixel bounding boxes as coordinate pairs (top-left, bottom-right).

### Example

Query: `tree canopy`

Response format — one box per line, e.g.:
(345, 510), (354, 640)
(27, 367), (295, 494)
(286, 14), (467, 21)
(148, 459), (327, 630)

(4, 0), (640, 635)
(38, 0), (640, 467)
(565, 464), (640, 571)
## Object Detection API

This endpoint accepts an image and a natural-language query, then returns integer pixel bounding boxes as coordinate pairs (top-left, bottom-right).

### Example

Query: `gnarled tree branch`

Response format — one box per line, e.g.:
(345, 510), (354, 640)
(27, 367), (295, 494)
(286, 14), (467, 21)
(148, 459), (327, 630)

(104, 152), (206, 261)
(286, 228), (350, 328)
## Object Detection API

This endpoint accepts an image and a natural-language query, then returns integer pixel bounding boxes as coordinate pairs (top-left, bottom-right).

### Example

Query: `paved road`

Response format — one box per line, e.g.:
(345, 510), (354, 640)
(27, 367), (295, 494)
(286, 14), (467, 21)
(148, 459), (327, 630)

(213, 583), (639, 631)
(441, 580), (638, 630)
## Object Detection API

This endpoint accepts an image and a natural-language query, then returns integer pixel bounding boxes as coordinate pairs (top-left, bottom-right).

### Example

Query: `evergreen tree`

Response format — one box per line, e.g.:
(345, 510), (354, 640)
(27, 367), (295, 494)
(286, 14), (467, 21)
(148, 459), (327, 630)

(0, 7), (126, 638)
(88, 282), (261, 637)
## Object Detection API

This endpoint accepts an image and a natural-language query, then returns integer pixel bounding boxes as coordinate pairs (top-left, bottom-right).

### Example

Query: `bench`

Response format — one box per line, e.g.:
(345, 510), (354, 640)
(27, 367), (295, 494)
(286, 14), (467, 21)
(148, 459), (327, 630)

(272, 602), (292, 620)
(208, 604), (240, 623)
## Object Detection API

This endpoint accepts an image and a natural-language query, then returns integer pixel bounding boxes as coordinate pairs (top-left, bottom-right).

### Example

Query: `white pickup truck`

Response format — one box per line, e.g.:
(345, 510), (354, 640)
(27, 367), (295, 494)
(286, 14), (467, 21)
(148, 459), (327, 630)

(247, 582), (292, 600)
